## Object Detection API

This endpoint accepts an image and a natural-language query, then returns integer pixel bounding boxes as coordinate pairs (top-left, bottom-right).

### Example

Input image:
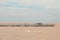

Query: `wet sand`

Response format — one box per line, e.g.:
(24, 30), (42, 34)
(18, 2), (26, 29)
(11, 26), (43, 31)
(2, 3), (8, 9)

(0, 23), (60, 40)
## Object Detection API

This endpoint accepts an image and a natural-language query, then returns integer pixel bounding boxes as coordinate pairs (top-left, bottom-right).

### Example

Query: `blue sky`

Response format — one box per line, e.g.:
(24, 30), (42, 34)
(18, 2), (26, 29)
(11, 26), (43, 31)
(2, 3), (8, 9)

(0, 0), (60, 23)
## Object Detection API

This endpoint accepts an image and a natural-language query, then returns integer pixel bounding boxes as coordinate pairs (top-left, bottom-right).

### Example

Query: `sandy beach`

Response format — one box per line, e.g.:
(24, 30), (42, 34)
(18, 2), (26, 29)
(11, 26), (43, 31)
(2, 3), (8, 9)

(0, 23), (60, 40)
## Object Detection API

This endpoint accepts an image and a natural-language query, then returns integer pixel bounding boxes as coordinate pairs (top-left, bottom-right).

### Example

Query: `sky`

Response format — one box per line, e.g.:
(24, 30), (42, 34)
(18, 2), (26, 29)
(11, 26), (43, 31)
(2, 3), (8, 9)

(0, 0), (60, 23)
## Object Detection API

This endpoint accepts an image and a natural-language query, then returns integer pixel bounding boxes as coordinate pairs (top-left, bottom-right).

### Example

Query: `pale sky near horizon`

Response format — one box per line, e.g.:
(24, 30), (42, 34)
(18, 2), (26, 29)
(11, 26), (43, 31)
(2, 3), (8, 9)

(0, 0), (60, 23)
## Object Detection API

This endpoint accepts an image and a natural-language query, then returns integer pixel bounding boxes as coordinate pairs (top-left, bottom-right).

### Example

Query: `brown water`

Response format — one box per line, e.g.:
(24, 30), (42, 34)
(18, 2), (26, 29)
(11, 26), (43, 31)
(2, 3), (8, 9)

(0, 23), (60, 40)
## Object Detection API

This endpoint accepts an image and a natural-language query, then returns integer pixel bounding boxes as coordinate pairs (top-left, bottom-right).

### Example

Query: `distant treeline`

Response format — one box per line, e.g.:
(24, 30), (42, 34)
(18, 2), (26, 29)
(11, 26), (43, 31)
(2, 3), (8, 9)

(0, 23), (55, 27)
